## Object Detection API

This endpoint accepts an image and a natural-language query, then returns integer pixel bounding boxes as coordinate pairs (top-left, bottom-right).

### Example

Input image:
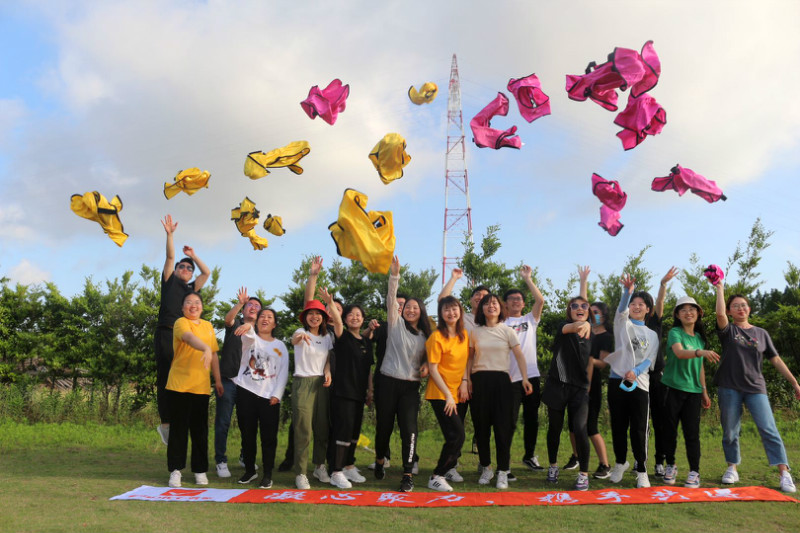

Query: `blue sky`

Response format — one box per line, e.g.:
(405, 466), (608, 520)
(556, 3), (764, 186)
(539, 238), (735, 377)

(1, 1), (799, 311)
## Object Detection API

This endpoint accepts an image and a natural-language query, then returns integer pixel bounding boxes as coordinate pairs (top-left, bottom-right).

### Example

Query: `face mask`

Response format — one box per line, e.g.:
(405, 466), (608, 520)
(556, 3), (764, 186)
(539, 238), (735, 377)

(593, 313), (603, 325)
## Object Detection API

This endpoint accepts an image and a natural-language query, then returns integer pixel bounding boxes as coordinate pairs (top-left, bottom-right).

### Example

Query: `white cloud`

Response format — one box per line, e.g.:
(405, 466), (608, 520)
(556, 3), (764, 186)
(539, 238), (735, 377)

(6, 259), (51, 285)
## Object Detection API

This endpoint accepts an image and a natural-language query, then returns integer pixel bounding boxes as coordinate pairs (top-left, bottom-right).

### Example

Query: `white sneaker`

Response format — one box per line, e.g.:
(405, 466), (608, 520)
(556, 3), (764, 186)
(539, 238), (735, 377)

(330, 471), (352, 489)
(780, 471), (797, 493)
(313, 464), (330, 483)
(478, 465), (494, 485)
(216, 462), (231, 478)
(295, 474), (310, 489)
(636, 471), (650, 488)
(609, 461), (630, 483)
(194, 472), (208, 485)
(496, 470), (509, 489)
(157, 425), (169, 446)
(428, 475), (453, 492)
(444, 467), (464, 482)
(685, 471), (701, 488)
(168, 469), (181, 488)
(721, 465), (739, 484)
(663, 464), (677, 485)
(411, 461), (419, 475)
(343, 466), (366, 483)
(368, 458), (390, 470)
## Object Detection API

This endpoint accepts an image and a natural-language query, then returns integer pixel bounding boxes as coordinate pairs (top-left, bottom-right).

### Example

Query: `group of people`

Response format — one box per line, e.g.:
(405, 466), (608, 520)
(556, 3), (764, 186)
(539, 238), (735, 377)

(154, 215), (800, 494)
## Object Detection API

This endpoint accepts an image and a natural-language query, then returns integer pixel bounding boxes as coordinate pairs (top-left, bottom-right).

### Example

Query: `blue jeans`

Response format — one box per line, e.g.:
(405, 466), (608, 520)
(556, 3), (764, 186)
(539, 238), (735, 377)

(214, 378), (239, 465)
(718, 386), (788, 466)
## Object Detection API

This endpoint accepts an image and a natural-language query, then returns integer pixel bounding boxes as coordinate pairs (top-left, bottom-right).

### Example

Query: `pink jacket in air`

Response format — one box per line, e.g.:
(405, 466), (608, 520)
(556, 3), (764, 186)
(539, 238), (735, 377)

(591, 173), (628, 211)
(651, 165), (727, 203)
(599, 205), (623, 236)
(507, 74), (551, 123)
(614, 93), (667, 150)
(470, 92), (521, 149)
(300, 79), (350, 125)
(566, 41), (661, 112)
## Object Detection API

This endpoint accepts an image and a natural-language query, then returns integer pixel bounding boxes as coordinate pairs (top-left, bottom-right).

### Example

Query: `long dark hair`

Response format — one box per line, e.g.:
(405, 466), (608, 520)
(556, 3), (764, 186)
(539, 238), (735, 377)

(403, 297), (432, 338)
(437, 296), (465, 342)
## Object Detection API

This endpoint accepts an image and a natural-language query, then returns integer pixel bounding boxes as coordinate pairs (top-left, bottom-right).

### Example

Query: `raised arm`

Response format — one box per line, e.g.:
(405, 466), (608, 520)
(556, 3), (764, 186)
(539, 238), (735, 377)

(161, 215), (178, 281)
(578, 265), (590, 301)
(304, 256), (323, 305)
(319, 286), (343, 338)
(618, 274), (635, 313)
(438, 267), (463, 302)
(387, 255), (401, 326)
(654, 266), (678, 319)
(224, 287), (249, 327)
(184, 245), (210, 290)
(521, 265), (545, 321)
(715, 280), (728, 330)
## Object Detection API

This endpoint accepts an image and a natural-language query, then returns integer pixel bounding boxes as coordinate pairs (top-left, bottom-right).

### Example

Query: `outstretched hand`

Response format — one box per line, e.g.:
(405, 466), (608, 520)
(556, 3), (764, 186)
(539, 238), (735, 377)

(620, 273), (636, 292)
(161, 215), (178, 235)
(578, 265), (590, 283)
(237, 287), (249, 306)
(451, 267), (463, 280)
(390, 255), (400, 276)
(310, 256), (323, 276)
(182, 245), (196, 259)
(520, 264), (533, 280)
(661, 266), (679, 286)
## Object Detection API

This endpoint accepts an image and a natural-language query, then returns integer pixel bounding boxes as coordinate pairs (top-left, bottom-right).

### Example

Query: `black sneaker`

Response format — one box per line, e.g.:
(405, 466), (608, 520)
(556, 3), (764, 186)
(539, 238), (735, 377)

(238, 471), (257, 484)
(593, 464), (611, 480)
(506, 471), (517, 482)
(277, 459), (292, 472)
(399, 474), (414, 492)
(523, 456), (544, 471)
(563, 454), (579, 470)
(374, 461), (386, 480)
(259, 477), (273, 489)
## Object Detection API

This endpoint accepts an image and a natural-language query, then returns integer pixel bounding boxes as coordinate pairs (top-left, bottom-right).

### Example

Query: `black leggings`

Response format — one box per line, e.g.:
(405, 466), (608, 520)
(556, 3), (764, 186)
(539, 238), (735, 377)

(608, 379), (650, 472)
(663, 386), (702, 472)
(471, 371), (513, 471)
(649, 375), (668, 465)
(374, 374), (420, 474)
(543, 379), (590, 471)
(429, 400), (467, 476)
(511, 377), (541, 460)
(328, 395), (365, 472)
(236, 386), (280, 475)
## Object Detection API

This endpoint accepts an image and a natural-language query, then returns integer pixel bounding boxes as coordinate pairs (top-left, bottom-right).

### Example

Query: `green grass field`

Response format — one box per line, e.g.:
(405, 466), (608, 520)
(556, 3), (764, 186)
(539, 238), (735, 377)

(1, 414), (799, 533)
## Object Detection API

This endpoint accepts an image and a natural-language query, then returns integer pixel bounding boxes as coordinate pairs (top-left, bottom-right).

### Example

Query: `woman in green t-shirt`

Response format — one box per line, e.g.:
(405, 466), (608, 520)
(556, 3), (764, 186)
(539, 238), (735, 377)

(661, 296), (719, 488)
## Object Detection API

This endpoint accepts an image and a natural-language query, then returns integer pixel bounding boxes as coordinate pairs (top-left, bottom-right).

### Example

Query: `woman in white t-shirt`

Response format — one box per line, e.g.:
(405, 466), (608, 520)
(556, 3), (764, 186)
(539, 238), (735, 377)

(468, 293), (532, 490)
(233, 308), (289, 489)
(290, 299), (333, 490)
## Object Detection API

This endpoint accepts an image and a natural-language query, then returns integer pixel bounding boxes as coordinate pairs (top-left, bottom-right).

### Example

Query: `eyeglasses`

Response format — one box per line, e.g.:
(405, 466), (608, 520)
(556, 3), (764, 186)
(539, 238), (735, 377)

(245, 302), (261, 309)
(678, 307), (698, 313)
(176, 264), (194, 272)
(730, 303), (749, 310)
(506, 296), (524, 302)
(570, 303), (589, 310)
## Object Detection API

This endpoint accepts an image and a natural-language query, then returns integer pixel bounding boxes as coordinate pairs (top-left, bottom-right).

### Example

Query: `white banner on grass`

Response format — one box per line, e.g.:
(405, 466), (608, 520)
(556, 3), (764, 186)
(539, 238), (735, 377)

(110, 485), (245, 502)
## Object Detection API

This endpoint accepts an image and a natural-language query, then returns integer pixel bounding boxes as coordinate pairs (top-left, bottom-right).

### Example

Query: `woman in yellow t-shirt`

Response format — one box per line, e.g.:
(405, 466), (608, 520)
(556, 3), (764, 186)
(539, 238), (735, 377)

(166, 291), (223, 488)
(424, 296), (470, 492)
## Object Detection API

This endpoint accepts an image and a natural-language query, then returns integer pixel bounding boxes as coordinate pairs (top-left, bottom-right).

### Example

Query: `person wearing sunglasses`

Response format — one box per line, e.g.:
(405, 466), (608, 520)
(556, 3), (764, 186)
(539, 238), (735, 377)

(155, 214), (211, 447)
(605, 274), (660, 488)
(540, 294), (594, 490)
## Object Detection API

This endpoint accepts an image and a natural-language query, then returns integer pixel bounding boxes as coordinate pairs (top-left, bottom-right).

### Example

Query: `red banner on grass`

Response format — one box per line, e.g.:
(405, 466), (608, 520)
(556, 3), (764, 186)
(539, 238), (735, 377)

(112, 485), (796, 507)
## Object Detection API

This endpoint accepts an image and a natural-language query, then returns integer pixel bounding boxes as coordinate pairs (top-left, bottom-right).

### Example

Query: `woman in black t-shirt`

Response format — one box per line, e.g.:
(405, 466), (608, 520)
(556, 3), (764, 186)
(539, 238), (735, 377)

(320, 288), (375, 490)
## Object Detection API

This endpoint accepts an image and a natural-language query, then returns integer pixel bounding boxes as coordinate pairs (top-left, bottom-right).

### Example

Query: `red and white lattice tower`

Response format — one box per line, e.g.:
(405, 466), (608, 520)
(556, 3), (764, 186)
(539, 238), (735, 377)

(441, 54), (473, 284)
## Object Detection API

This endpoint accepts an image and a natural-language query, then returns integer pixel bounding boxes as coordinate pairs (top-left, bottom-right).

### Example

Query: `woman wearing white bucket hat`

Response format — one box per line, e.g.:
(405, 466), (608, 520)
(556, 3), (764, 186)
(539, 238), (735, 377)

(661, 296), (720, 488)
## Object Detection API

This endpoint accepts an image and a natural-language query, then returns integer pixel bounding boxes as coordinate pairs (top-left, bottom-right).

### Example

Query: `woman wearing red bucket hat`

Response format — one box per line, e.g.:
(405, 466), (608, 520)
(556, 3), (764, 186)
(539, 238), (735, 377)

(290, 269), (334, 490)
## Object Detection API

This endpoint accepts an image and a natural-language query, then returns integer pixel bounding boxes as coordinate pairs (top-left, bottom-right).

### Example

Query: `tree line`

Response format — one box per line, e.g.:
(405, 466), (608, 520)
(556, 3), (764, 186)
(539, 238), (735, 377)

(2, 219), (799, 413)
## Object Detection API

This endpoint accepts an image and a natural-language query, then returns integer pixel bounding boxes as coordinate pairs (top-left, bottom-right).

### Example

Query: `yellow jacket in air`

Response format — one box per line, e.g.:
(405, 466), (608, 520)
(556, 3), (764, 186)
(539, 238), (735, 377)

(164, 168), (210, 199)
(263, 215), (285, 236)
(70, 191), (128, 247)
(328, 189), (395, 274)
(369, 133), (411, 185)
(231, 197), (269, 250)
(408, 82), (438, 105)
(244, 141), (311, 180)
